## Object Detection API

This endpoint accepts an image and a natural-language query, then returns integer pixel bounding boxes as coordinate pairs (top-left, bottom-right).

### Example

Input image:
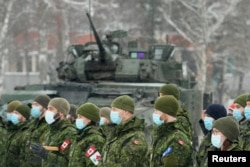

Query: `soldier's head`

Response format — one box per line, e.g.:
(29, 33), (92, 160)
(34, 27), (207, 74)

(233, 93), (248, 122)
(7, 100), (22, 113)
(159, 84), (180, 100)
(45, 98), (70, 125)
(31, 94), (51, 119)
(203, 104), (227, 131)
(211, 116), (239, 149)
(75, 103), (100, 130)
(153, 95), (179, 126)
(99, 107), (111, 126)
(6, 100), (22, 122)
(11, 104), (31, 125)
(110, 95), (134, 125)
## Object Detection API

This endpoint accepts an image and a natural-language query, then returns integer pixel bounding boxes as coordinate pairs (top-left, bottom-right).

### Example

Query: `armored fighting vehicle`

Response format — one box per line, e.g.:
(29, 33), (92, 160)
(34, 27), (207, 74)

(0, 13), (206, 147)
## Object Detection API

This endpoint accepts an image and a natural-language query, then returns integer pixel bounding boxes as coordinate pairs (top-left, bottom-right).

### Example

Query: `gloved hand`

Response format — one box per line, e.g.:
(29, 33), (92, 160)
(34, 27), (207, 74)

(31, 143), (48, 160)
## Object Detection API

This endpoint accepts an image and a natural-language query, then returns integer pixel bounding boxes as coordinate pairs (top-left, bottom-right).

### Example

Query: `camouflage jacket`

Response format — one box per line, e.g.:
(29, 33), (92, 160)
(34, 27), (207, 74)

(5, 121), (18, 136)
(176, 107), (193, 141)
(196, 131), (212, 167)
(41, 119), (77, 167)
(100, 123), (116, 139)
(0, 118), (7, 166)
(4, 122), (29, 167)
(150, 121), (193, 167)
(200, 140), (242, 167)
(238, 120), (250, 151)
(100, 117), (148, 167)
(19, 117), (49, 167)
(68, 125), (105, 167)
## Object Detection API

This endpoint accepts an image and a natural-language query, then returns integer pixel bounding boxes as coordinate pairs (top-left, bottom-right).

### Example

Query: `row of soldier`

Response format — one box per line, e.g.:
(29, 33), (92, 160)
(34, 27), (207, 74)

(196, 93), (250, 166)
(0, 83), (248, 166)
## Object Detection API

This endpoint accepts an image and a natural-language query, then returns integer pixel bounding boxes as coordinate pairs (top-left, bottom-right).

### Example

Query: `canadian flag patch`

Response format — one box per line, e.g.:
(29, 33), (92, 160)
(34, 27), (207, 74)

(85, 145), (97, 157)
(85, 145), (101, 166)
(60, 139), (70, 151)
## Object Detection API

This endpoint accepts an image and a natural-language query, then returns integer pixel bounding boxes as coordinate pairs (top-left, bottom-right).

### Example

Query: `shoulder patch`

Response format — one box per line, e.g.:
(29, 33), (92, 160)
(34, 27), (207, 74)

(60, 139), (70, 151)
(162, 146), (173, 158)
(85, 145), (101, 165)
(133, 140), (140, 145)
(85, 145), (97, 157)
(178, 140), (184, 145)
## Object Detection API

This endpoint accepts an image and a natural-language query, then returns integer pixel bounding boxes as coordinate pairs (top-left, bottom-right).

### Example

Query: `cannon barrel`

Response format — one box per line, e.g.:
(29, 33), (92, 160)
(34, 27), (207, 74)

(86, 12), (106, 63)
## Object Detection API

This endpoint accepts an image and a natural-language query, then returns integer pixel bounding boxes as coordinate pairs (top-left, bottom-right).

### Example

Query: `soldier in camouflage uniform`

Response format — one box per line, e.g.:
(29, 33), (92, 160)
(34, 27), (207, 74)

(20, 94), (51, 167)
(5, 100), (22, 134)
(232, 94), (250, 151)
(150, 95), (193, 167)
(99, 106), (116, 138)
(232, 93), (248, 124)
(68, 103), (105, 166)
(100, 95), (149, 167)
(1, 100), (22, 166)
(4, 104), (31, 167)
(159, 84), (193, 141)
(196, 104), (227, 167)
(200, 116), (242, 167)
(30, 98), (77, 167)
(238, 94), (250, 151)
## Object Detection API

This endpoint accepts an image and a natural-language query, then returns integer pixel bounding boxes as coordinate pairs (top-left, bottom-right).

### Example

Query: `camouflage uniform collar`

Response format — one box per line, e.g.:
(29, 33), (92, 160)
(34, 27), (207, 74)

(77, 125), (103, 141)
(77, 125), (92, 140)
(115, 117), (145, 135)
(209, 140), (242, 151)
(10, 121), (29, 131)
(5, 121), (15, 129)
(29, 116), (45, 123)
(240, 118), (249, 125)
(49, 119), (71, 129)
(156, 121), (177, 134)
(225, 141), (242, 151)
(77, 125), (93, 135)
(239, 117), (247, 124)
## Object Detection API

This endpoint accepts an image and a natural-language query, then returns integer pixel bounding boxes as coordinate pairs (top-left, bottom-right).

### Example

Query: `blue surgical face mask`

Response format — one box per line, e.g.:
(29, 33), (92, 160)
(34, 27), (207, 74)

(99, 117), (105, 126)
(110, 111), (122, 125)
(153, 113), (164, 126)
(204, 116), (214, 131)
(211, 134), (223, 148)
(6, 113), (13, 121)
(75, 118), (86, 130)
(244, 107), (250, 121)
(45, 110), (56, 125)
(233, 109), (243, 122)
(31, 106), (42, 118)
(11, 113), (19, 125)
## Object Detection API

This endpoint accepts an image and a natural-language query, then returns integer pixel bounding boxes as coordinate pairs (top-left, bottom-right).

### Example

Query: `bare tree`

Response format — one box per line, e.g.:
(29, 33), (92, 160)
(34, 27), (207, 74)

(0, 0), (15, 94)
(156, 0), (242, 95)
